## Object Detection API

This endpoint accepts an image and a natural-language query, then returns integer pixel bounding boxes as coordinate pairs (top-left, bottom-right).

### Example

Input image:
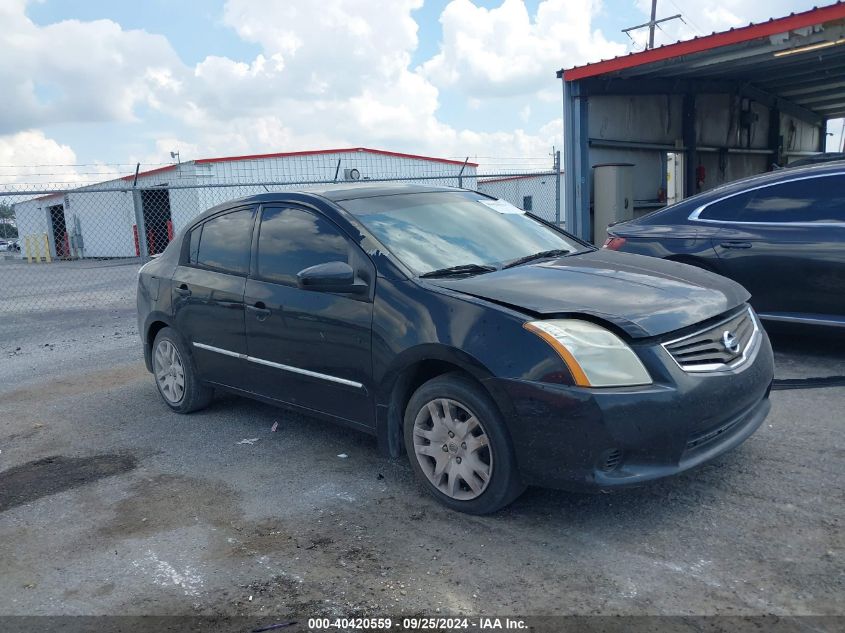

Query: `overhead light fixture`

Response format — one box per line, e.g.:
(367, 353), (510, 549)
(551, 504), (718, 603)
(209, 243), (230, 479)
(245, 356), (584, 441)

(774, 37), (845, 57)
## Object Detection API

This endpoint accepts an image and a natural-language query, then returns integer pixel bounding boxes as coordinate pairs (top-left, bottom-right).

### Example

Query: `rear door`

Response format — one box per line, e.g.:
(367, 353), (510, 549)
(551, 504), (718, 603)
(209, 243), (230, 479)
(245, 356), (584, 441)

(172, 206), (256, 389)
(243, 204), (375, 427)
(701, 174), (845, 317)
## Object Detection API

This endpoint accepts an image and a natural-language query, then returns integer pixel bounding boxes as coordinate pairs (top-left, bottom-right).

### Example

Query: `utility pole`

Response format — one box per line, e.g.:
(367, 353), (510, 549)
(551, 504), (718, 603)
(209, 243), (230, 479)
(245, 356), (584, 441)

(622, 0), (683, 49)
(648, 0), (658, 49)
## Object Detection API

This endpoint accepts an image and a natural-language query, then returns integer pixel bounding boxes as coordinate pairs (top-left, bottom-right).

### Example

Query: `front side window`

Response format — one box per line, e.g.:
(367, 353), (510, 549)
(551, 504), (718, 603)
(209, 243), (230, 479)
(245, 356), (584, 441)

(194, 208), (254, 274)
(700, 175), (845, 224)
(255, 206), (350, 285)
(340, 191), (583, 274)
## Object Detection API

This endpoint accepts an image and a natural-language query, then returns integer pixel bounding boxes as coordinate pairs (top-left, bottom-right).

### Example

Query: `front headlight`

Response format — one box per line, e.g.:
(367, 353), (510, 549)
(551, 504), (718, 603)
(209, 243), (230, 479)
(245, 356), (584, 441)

(524, 319), (652, 387)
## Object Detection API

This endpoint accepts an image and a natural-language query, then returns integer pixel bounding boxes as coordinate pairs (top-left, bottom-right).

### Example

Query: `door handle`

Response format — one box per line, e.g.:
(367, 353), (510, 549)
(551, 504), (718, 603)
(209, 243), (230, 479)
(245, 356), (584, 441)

(247, 302), (271, 320)
(720, 241), (752, 249)
(175, 284), (192, 296)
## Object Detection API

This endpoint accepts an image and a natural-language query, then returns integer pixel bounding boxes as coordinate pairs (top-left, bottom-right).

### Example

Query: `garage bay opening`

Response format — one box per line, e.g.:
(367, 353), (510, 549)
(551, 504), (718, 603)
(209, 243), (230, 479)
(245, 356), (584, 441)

(141, 187), (173, 255)
(47, 203), (69, 259)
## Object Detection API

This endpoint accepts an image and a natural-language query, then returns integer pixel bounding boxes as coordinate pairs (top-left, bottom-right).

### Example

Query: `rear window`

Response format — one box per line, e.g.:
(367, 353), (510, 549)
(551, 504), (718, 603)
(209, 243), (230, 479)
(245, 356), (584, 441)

(193, 208), (254, 274)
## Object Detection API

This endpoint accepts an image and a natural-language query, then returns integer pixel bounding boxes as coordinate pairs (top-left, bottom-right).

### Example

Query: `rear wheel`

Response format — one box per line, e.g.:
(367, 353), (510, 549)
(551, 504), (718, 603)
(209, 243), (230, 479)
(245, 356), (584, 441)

(404, 373), (524, 514)
(152, 327), (213, 413)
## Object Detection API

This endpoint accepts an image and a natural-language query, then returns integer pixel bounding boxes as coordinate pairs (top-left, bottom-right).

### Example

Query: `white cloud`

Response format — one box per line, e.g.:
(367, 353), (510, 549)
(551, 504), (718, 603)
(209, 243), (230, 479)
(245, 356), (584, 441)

(630, 0), (823, 48)
(1, 0), (623, 172)
(421, 0), (626, 97)
(0, 2), (183, 134)
(0, 130), (120, 185)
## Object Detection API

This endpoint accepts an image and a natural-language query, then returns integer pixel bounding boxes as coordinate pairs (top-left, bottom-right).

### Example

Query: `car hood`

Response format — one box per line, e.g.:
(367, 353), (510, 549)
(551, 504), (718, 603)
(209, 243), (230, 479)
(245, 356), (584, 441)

(425, 250), (750, 338)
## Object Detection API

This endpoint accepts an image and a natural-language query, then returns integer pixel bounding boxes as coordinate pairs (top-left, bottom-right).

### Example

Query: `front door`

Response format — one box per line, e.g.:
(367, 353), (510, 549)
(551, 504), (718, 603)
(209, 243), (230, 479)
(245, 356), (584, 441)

(243, 204), (375, 427)
(172, 206), (256, 388)
(702, 174), (845, 317)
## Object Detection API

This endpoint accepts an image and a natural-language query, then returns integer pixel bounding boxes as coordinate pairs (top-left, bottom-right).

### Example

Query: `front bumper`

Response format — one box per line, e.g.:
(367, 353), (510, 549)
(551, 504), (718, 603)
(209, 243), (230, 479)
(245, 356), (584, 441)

(488, 324), (775, 491)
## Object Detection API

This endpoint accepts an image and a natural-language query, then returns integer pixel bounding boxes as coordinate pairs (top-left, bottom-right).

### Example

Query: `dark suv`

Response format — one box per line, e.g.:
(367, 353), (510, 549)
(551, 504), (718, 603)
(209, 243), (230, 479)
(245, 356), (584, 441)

(138, 184), (774, 513)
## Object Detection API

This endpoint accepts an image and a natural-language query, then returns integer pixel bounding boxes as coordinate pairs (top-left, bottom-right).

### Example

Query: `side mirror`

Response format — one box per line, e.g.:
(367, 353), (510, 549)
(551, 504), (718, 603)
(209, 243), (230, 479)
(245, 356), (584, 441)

(296, 261), (367, 294)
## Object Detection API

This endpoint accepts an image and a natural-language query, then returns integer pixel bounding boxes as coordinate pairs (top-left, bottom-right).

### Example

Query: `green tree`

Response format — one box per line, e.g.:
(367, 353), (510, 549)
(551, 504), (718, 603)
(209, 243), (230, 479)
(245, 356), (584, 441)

(0, 203), (18, 239)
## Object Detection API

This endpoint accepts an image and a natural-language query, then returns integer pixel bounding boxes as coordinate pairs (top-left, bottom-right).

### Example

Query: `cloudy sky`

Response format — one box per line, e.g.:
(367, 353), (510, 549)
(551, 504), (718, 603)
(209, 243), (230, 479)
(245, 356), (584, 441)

(0, 0), (836, 182)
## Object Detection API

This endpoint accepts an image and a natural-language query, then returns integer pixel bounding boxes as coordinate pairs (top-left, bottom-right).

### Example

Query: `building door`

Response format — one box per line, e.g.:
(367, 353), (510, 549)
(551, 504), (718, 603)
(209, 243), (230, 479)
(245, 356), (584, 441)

(47, 204), (69, 258)
(141, 188), (173, 255)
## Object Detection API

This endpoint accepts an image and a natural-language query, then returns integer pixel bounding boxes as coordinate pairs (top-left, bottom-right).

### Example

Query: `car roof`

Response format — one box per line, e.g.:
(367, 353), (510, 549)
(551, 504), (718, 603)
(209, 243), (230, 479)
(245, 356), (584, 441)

(299, 182), (462, 201)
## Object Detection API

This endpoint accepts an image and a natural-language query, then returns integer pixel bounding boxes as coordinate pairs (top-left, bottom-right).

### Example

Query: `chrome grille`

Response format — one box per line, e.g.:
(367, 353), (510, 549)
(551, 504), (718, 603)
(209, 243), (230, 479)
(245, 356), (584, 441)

(663, 307), (759, 373)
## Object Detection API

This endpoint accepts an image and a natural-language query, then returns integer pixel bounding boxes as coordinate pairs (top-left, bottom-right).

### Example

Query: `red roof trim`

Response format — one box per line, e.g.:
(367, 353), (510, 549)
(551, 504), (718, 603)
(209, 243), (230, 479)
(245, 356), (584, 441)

(118, 164), (178, 182)
(561, 3), (845, 82)
(194, 147), (478, 168)
(29, 164), (178, 201)
(479, 172), (562, 184)
(32, 192), (64, 202)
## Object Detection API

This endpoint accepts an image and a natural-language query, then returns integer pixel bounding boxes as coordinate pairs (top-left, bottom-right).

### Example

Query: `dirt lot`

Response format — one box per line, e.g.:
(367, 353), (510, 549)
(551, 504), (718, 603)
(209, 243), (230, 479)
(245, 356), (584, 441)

(0, 297), (842, 624)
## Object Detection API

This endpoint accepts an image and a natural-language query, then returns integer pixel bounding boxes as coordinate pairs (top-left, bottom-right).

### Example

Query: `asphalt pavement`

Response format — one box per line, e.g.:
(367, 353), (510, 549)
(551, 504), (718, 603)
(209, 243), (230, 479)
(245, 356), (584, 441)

(0, 286), (842, 622)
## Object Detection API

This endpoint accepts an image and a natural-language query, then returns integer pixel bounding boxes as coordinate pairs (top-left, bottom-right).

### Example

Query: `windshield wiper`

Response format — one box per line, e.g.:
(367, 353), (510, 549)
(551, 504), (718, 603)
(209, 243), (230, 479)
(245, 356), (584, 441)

(419, 263), (498, 278)
(502, 249), (571, 269)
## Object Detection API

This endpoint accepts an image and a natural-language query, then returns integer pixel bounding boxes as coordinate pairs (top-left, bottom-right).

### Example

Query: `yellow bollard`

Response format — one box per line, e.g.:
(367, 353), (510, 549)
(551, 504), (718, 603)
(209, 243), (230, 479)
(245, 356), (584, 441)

(43, 233), (52, 263)
(25, 235), (33, 263)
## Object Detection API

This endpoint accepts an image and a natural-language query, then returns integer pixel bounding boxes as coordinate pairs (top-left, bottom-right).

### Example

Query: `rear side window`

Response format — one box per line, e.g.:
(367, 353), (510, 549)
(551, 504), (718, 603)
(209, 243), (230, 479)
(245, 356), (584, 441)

(255, 206), (350, 285)
(700, 175), (845, 223)
(188, 226), (201, 264)
(194, 208), (254, 274)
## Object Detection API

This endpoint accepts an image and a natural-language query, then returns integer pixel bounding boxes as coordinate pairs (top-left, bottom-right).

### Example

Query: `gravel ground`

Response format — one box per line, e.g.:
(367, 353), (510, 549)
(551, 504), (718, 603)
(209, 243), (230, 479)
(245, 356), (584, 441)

(0, 280), (842, 623)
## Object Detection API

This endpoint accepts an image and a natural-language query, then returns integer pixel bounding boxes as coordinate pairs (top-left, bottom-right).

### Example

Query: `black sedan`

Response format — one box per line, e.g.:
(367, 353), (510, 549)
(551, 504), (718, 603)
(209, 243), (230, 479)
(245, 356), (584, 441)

(137, 184), (774, 514)
(605, 163), (845, 328)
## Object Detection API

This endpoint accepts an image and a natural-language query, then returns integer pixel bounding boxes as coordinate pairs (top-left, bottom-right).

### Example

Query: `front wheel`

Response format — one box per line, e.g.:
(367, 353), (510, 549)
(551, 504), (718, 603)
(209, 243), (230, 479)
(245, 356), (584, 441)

(152, 327), (213, 413)
(404, 373), (525, 514)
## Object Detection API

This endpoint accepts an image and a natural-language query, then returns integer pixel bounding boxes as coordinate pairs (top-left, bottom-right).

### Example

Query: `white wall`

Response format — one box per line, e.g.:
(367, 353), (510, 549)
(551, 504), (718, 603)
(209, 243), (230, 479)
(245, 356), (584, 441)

(478, 175), (560, 223)
(64, 190), (135, 257)
(197, 150), (478, 188)
(13, 196), (58, 258)
(14, 151), (477, 259)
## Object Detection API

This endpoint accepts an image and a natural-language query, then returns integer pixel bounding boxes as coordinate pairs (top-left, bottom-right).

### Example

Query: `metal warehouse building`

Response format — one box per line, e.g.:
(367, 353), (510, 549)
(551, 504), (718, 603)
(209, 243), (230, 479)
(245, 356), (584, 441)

(13, 148), (478, 260)
(477, 172), (563, 223)
(558, 2), (845, 242)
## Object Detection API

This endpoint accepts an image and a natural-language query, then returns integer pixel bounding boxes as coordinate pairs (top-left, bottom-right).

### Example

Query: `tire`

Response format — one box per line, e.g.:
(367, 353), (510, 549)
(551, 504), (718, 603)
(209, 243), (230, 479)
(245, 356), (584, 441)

(403, 372), (525, 514)
(151, 327), (213, 413)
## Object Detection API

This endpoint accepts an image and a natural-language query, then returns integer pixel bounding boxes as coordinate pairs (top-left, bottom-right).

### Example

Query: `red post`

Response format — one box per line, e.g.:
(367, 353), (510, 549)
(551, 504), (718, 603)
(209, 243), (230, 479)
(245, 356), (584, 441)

(133, 225), (140, 257)
(147, 228), (156, 255)
(166, 219), (174, 243)
(63, 231), (70, 259)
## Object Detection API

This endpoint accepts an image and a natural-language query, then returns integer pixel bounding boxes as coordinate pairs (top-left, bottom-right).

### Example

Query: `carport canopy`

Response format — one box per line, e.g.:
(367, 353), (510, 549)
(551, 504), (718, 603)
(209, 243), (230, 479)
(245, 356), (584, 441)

(557, 2), (845, 240)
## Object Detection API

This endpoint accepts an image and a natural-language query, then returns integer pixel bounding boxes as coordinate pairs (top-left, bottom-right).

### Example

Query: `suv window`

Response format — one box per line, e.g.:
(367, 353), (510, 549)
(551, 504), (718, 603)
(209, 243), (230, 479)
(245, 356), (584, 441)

(255, 206), (350, 285)
(700, 175), (845, 223)
(193, 208), (254, 274)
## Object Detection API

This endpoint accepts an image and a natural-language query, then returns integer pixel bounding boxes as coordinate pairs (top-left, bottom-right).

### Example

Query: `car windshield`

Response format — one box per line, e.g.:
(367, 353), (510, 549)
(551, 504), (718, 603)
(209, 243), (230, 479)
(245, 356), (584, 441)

(340, 191), (586, 274)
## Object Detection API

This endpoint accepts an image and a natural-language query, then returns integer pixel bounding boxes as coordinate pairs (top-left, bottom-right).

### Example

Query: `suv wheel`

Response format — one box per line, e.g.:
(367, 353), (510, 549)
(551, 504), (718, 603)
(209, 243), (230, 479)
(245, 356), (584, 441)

(404, 373), (525, 514)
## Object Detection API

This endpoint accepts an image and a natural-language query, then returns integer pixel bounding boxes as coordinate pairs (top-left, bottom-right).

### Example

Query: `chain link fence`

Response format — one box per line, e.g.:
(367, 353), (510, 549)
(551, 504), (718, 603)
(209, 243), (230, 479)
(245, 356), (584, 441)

(0, 162), (561, 315)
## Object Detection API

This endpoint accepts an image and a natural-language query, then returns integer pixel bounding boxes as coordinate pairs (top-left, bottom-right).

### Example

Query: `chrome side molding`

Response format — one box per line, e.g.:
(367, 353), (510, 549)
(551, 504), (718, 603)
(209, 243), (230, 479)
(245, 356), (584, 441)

(192, 342), (364, 389)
